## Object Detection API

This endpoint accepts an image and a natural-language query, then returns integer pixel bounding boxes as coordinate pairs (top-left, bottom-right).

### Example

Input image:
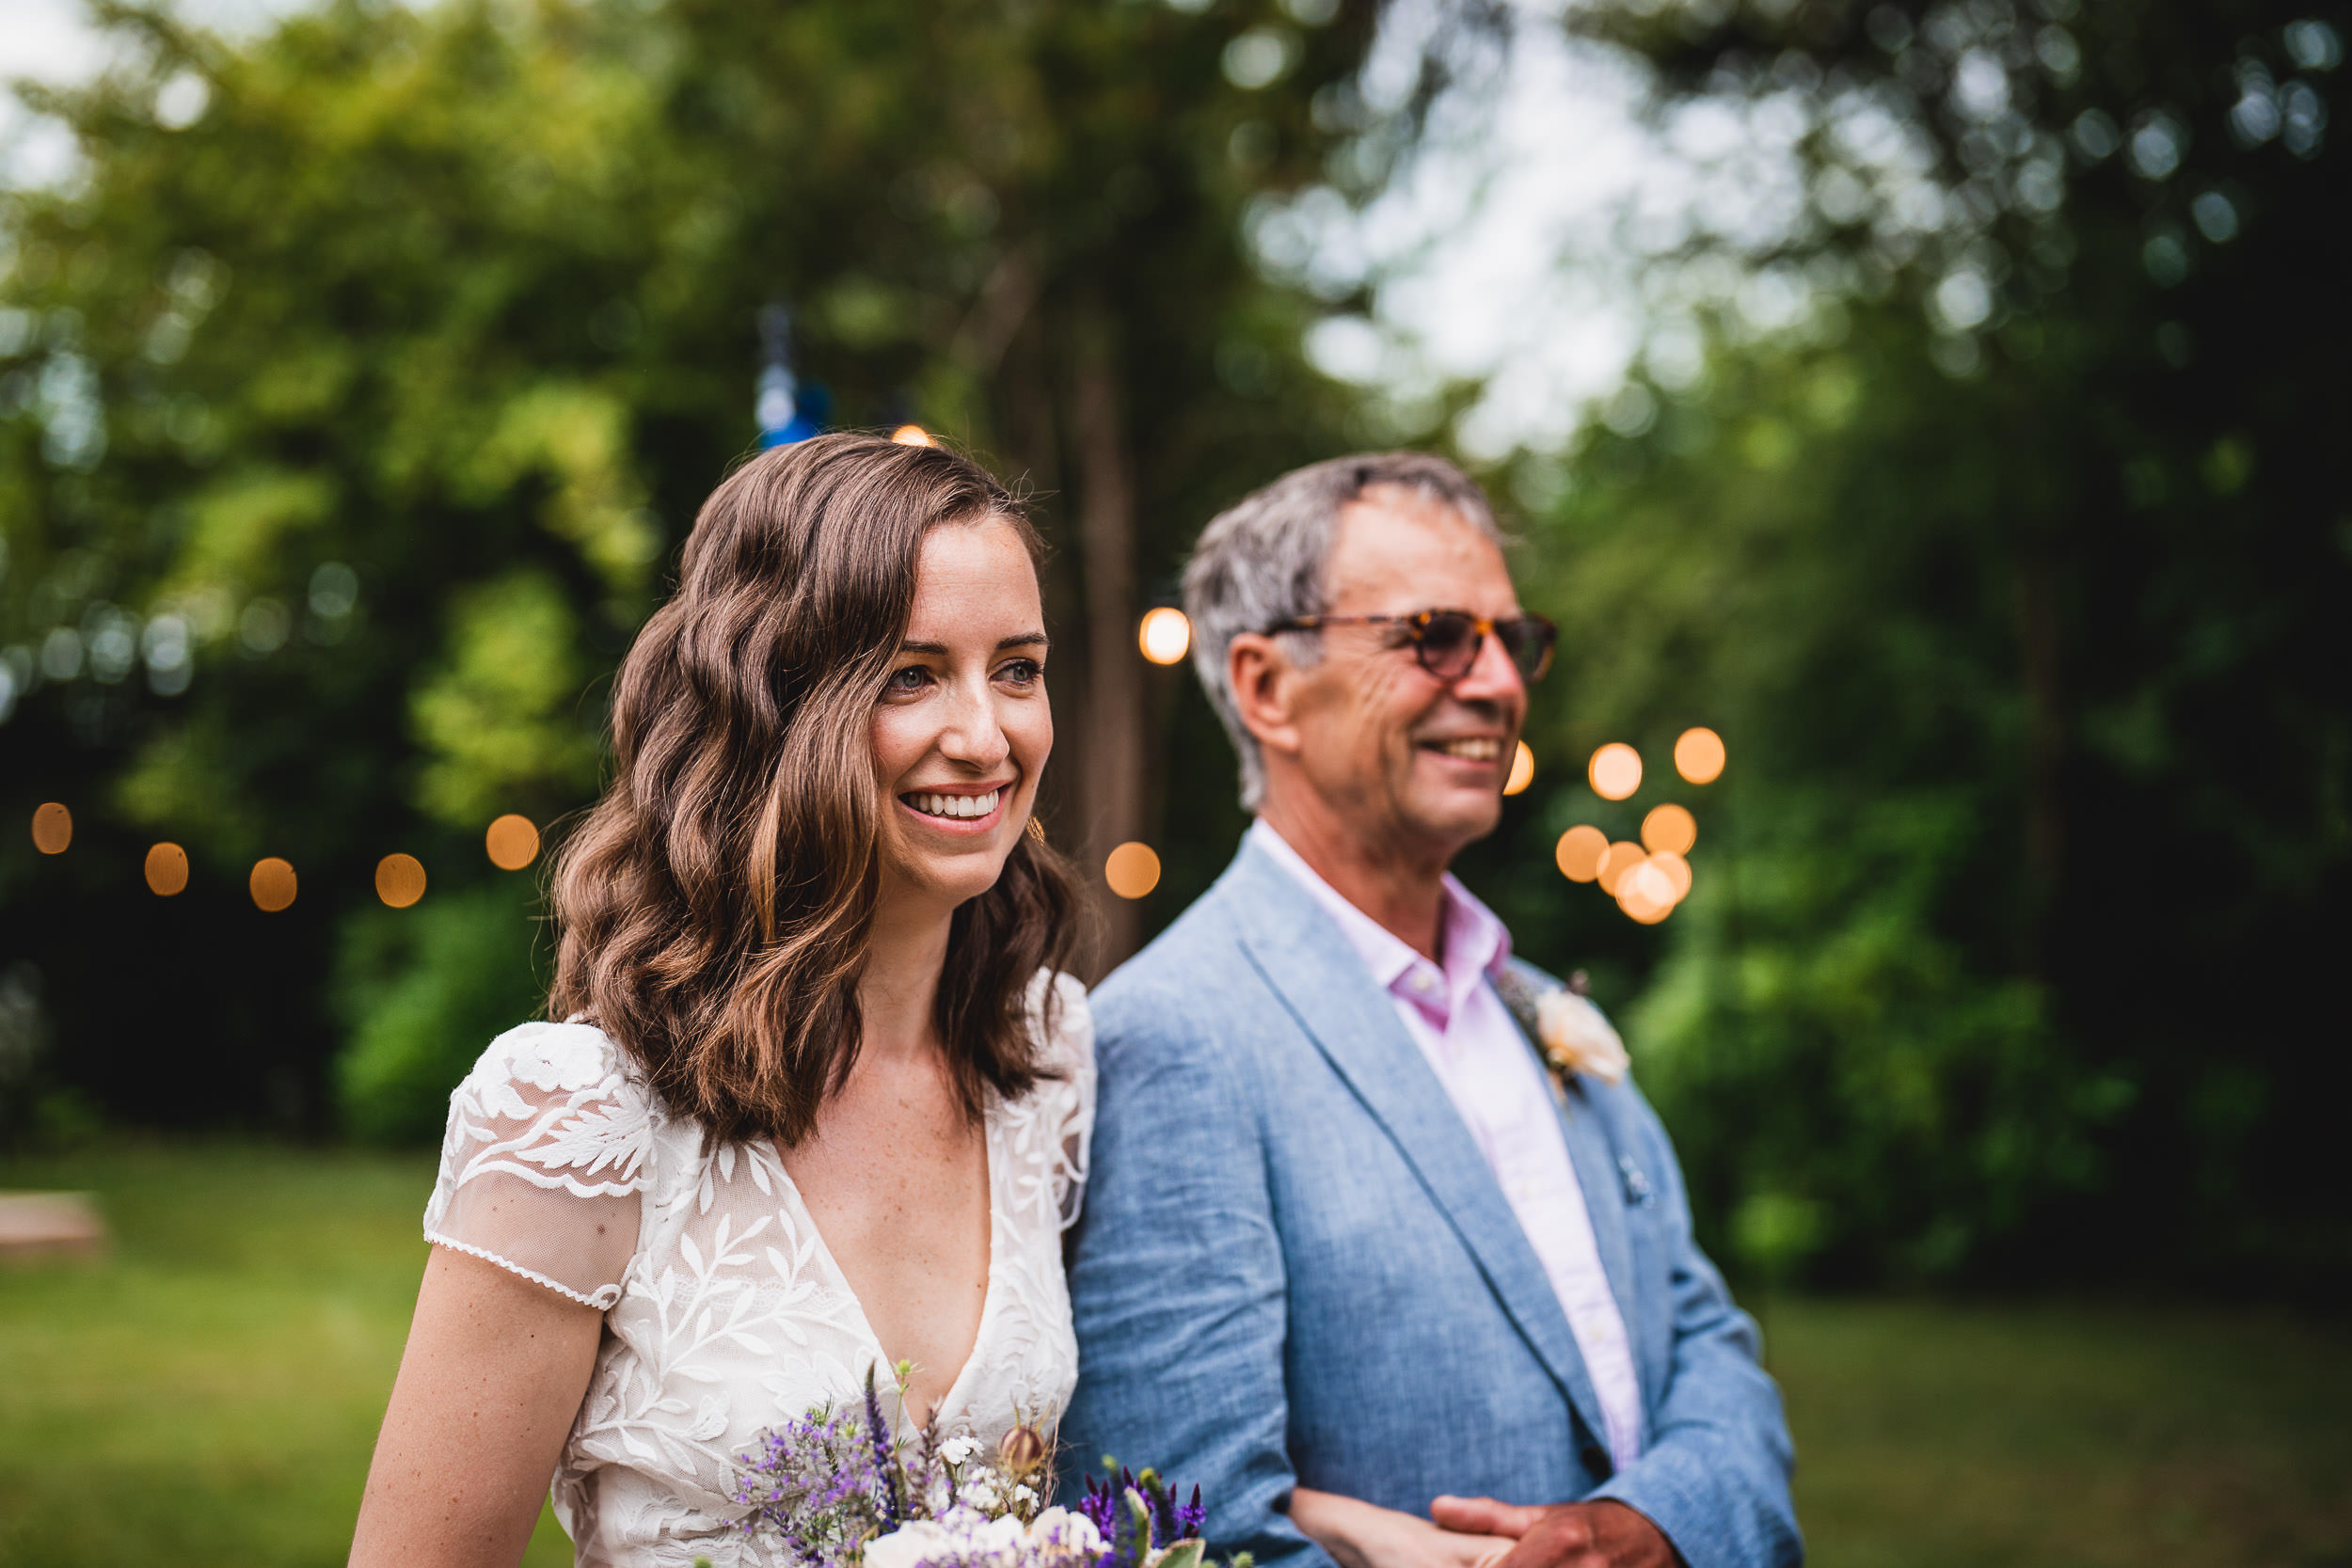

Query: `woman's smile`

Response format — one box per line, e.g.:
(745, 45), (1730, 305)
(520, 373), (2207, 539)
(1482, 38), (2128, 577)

(898, 783), (1012, 828)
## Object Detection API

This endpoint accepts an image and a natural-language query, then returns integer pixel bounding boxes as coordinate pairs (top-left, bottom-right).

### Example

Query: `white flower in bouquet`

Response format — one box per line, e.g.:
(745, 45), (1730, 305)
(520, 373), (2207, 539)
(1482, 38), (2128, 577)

(863, 1504), (1105, 1568)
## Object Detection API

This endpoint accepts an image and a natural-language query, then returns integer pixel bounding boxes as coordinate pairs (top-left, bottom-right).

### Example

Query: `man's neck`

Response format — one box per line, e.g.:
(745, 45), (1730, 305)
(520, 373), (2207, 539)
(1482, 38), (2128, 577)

(1256, 800), (1450, 961)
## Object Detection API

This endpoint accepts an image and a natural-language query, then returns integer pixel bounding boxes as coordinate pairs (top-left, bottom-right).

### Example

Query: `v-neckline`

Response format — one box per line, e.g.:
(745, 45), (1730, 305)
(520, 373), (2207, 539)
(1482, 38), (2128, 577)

(768, 1104), (1002, 1432)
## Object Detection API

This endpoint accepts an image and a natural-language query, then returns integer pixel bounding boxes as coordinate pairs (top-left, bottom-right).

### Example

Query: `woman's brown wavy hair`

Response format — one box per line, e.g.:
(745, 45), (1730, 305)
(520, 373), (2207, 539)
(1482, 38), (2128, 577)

(548, 432), (1087, 1146)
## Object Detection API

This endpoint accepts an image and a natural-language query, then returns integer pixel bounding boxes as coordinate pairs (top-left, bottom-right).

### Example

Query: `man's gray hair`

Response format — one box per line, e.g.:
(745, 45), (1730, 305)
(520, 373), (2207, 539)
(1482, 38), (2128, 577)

(1183, 451), (1503, 810)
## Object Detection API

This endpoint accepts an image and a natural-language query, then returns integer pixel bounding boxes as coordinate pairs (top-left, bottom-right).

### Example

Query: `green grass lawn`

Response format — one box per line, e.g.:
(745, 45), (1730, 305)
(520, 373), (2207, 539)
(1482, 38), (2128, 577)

(2, 1144), (2346, 1568)
(0, 1144), (571, 1568)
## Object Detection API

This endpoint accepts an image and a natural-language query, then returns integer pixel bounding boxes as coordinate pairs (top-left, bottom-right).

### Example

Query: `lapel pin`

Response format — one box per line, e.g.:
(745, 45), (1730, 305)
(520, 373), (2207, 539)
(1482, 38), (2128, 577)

(1618, 1154), (1655, 1207)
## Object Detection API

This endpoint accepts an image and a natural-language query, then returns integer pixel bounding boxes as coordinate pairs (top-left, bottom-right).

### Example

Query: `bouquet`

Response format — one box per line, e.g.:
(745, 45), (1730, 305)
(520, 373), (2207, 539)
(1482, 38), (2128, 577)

(728, 1366), (1239, 1568)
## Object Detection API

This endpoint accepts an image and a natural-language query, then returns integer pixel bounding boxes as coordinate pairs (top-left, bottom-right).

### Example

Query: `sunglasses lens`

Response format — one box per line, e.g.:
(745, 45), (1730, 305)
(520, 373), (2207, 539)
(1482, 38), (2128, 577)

(1415, 612), (1481, 678)
(1497, 619), (1557, 682)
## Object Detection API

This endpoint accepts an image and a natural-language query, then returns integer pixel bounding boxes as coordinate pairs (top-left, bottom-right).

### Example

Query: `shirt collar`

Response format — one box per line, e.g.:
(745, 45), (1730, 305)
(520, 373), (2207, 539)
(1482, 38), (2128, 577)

(1247, 819), (1513, 1026)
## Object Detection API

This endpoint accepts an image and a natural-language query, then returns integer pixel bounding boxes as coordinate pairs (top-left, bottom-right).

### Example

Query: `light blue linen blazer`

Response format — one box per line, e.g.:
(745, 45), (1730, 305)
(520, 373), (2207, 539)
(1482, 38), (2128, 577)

(1060, 840), (1801, 1568)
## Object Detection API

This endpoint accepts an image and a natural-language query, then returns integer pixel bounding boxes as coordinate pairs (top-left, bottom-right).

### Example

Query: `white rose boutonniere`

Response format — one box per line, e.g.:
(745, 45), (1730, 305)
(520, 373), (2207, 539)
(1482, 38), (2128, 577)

(1534, 987), (1629, 1086)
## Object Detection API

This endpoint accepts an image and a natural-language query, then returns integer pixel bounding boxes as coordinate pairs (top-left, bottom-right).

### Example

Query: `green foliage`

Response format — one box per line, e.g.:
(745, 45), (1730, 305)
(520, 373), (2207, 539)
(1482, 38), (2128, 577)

(1439, 0), (2352, 1291)
(410, 570), (601, 827)
(332, 875), (547, 1143)
(1, 0), (1363, 1132)
(1485, 236), (2347, 1287)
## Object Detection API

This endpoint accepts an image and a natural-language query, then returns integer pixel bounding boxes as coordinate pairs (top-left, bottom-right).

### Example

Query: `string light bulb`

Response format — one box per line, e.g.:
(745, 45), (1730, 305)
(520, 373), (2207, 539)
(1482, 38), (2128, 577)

(1596, 840), (1645, 894)
(1555, 825), (1608, 881)
(1641, 803), (1696, 855)
(1589, 743), (1643, 800)
(375, 853), (427, 909)
(1138, 608), (1191, 665)
(1503, 740), (1535, 796)
(145, 843), (189, 895)
(1104, 841), (1162, 899)
(249, 858), (297, 912)
(31, 802), (72, 855)
(485, 815), (540, 871)
(1675, 727), (1725, 785)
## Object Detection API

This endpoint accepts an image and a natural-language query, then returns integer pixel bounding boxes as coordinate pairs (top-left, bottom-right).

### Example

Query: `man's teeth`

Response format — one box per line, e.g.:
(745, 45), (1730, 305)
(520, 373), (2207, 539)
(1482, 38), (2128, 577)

(907, 789), (1001, 820)
(1432, 737), (1502, 761)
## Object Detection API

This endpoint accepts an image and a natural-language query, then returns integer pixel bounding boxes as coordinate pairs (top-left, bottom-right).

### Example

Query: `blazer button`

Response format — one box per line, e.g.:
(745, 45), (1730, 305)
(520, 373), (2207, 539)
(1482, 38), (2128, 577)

(1580, 1443), (1613, 1478)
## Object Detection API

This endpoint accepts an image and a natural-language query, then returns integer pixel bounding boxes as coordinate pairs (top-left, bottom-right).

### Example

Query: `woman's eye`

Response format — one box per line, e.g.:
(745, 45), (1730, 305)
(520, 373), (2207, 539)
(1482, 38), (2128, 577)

(887, 666), (931, 694)
(997, 658), (1042, 686)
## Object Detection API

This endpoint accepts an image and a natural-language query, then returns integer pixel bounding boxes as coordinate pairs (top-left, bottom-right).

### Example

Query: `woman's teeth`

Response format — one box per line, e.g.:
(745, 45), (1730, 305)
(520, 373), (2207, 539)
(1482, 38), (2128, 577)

(906, 789), (1001, 820)
(1431, 737), (1501, 761)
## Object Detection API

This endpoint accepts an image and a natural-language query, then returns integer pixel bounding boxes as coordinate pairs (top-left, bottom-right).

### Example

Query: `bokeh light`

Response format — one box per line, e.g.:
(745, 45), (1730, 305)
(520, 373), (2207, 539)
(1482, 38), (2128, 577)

(31, 802), (72, 855)
(1647, 848), (1693, 902)
(375, 853), (427, 909)
(1642, 803), (1697, 855)
(1618, 859), (1677, 924)
(1589, 743), (1643, 800)
(890, 424), (934, 447)
(1675, 727), (1726, 785)
(248, 858), (297, 912)
(485, 815), (540, 871)
(1504, 740), (1536, 796)
(144, 843), (189, 896)
(1556, 824), (1608, 881)
(1104, 841), (1162, 900)
(1138, 607), (1192, 666)
(1596, 840), (1645, 894)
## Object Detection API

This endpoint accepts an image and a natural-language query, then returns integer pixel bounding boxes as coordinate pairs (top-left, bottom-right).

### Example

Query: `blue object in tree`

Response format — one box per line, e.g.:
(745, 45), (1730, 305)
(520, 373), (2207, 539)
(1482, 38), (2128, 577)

(755, 303), (829, 447)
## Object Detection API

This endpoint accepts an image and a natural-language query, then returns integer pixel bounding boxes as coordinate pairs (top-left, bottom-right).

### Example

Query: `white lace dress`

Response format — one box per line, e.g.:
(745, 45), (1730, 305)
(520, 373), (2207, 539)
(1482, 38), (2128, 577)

(421, 973), (1094, 1568)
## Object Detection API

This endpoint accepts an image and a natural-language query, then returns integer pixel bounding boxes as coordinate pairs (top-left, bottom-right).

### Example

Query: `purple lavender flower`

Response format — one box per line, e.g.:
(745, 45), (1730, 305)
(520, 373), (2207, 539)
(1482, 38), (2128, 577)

(1078, 1474), (1130, 1568)
(733, 1402), (892, 1568)
(865, 1367), (904, 1529)
(1173, 1485), (1205, 1543)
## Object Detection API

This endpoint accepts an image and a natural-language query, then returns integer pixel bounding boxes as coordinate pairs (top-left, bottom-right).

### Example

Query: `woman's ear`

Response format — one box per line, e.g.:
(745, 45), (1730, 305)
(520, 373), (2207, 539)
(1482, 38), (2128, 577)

(1229, 633), (1305, 761)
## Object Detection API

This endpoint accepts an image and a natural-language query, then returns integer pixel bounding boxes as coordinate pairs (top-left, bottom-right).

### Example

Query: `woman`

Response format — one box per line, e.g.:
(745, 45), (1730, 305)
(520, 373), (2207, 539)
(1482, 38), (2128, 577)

(352, 434), (1091, 1567)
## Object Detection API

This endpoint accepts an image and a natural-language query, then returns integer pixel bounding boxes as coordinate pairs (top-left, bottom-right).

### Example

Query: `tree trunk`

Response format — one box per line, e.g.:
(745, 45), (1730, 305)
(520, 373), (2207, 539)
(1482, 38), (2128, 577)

(1069, 309), (1144, 970)
(2017, 546), (2064, 979)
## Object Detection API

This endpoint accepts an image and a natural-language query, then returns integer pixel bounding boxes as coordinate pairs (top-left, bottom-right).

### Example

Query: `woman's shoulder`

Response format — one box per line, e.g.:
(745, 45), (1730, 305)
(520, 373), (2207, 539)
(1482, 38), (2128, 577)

(442, 1019), (660, 1199)
(427, 1018), (652, 1307)
(456, 1017), (642, 1120)
(1022, 968), (1094, 1078)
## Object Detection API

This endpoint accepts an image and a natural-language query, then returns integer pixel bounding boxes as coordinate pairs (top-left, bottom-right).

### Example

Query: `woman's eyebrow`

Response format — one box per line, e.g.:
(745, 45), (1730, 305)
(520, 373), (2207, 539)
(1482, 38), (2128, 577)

(897, 632), (1050, 655)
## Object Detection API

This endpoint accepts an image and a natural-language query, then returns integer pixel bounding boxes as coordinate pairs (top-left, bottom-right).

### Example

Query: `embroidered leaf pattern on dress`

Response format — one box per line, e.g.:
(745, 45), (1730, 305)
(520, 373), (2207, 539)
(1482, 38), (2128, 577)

(421, 976), (1094, 1567)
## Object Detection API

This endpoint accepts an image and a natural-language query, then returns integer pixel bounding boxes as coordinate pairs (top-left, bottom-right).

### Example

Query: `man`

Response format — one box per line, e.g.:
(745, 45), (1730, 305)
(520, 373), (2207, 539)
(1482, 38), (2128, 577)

(1062, 454), (1800, 1568)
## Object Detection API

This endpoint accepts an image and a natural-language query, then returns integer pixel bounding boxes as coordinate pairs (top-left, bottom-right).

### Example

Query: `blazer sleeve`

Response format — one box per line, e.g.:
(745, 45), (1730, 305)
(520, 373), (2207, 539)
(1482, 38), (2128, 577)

(1059, 975), (1337, 1568)
(1588, 1082), (1804, 1568)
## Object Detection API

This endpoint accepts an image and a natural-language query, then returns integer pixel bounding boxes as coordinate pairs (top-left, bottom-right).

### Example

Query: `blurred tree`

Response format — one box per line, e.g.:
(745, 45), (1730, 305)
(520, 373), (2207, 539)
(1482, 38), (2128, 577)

(0, 0), (1369, 1134)
(1458, 0), (2351, 1290)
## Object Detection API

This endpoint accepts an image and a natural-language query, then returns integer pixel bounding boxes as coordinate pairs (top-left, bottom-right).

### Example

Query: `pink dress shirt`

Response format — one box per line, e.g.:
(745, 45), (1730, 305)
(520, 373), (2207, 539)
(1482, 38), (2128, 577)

(1248, 821), (1646, 1471)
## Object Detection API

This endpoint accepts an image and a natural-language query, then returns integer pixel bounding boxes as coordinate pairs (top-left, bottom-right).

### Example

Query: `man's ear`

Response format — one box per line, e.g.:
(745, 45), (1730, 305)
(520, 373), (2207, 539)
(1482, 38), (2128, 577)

(1229, 633), (1305, 761)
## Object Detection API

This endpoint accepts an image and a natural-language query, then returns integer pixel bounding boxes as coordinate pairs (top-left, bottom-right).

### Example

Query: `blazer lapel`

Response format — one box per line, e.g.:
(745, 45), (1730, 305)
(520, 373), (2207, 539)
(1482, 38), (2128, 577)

(1216, 844), (1616, 1453)
(1494, 967), (1651, 1416)
(1555, 1075), (1645, 1402)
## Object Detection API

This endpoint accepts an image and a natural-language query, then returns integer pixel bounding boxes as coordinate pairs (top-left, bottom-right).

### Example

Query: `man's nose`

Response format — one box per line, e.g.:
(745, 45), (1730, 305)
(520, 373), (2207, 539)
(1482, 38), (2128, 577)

(1451, 626), (1528, 707)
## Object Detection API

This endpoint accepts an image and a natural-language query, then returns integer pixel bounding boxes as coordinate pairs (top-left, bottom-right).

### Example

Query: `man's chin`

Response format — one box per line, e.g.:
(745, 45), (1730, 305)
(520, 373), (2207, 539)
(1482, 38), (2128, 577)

(1403, 792), (1505, 854)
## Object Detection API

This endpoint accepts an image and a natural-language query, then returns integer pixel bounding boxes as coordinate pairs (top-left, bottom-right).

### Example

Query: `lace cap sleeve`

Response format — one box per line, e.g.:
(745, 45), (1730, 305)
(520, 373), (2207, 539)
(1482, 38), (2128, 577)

(421, 1020), (652, 1310)
(1026, 970), (1096, 1229)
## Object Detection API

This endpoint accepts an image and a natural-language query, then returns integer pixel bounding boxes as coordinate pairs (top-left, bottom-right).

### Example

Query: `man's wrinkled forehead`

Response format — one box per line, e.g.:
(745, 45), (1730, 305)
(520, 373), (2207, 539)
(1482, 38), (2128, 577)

(1326, 485), (1516, 604)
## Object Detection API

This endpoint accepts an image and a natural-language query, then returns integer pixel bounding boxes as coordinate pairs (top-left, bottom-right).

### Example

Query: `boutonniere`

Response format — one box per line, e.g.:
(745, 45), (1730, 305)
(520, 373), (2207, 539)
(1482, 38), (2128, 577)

(1534, 986), (1629, 1087)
